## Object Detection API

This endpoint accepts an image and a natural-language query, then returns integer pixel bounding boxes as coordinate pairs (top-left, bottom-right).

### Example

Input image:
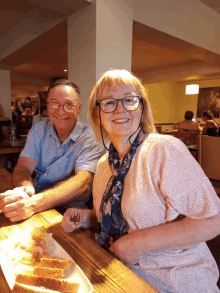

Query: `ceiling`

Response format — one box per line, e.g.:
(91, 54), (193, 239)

(1, 0), (220, 99)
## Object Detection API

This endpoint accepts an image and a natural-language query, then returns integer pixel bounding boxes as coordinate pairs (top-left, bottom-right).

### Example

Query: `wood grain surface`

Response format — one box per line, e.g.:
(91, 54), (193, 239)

(0, 167), (158, 292)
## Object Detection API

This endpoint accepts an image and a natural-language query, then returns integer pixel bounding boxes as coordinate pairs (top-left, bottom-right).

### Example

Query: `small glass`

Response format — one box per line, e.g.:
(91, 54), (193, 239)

(10, 124), (17, 142)
(2, 125), (10, 142)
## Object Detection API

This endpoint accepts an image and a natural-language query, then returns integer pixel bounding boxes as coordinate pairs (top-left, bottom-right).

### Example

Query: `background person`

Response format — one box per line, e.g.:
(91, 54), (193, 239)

(201, 110), (219, 137)
(32, 105), (39, 116)
(177, 110), (202, 145)
(62, 69), (220, 293)
(177, 110), (201, 133)
(12, 99), (23, 123)
(32, 104), (49, 125)
(22, 96), (33, 111)
(12, 99), (23, 138)
(0, 78), (103, 222)
(0, 103), (11, 142)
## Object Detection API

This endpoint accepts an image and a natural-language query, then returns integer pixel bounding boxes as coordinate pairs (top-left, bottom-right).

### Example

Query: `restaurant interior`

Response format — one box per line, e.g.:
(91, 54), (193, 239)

(1, 0), (220, 290)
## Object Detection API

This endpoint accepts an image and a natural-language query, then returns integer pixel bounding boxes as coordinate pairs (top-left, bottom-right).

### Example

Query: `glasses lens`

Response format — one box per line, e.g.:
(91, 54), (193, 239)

(64, 103), (75, 112)
(123, 96), (140, 111)
(49, 102), (59, 110)
(100, 99), (116, 113)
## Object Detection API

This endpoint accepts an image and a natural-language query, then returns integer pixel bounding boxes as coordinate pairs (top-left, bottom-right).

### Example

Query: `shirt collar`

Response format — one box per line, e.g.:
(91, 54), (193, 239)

(48, 118), (83, 143)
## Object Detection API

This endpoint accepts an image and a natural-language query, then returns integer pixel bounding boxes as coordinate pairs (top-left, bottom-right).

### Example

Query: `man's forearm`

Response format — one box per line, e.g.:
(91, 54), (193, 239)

(13, 166), (34, 188)
(34, 171), (93, 214)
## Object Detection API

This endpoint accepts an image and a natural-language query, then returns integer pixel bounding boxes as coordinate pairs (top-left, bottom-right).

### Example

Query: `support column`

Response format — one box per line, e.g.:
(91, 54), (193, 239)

(68, 0), (133, 123)
(0, 70), (11, 120)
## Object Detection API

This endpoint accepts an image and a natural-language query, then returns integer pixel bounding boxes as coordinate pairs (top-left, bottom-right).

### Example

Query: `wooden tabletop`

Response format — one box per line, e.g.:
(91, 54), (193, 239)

(0, 139), (25, 155)
(0, 167), (158, 293)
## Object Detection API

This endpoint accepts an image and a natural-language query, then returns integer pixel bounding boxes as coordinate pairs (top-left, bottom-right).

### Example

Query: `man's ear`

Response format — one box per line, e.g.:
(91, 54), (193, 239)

(77, 103), (82, 115)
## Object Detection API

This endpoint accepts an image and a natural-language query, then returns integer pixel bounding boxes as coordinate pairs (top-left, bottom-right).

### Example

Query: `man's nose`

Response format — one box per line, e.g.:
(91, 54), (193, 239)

(57, 105), (66, 114)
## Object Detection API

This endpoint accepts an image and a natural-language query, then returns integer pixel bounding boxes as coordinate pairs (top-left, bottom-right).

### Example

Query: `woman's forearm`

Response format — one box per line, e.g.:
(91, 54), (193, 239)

(135, 213), (220, 255)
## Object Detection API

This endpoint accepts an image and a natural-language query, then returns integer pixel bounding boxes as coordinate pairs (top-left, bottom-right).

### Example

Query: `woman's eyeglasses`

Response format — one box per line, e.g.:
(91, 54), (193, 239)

(96, 96), (143, 113)
(47, 102), (80, 112)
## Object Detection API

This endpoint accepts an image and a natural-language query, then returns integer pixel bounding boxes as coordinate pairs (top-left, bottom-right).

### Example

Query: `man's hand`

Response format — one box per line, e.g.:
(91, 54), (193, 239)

(0, 186), (37, 222)
(109, 232), (144, 267)
(62, 208), (90, 232)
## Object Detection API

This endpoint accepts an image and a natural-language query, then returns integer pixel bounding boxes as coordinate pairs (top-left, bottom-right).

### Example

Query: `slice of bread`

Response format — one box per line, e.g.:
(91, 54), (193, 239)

(15, 274), (79, 293)
(36, 257), (72, 270)
(12, 282), (61, 293)
(33, 267), (63, 279)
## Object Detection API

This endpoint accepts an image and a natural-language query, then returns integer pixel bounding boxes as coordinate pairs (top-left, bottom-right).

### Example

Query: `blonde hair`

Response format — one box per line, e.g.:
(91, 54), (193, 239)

(88, 69), (155, 144)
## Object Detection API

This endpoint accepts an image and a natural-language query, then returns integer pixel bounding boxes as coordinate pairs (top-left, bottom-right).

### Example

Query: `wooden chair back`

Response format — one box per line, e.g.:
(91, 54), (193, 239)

(173, 131), (200, 145)
(198, 135), (220, 180)
(155, 125), (162, 134)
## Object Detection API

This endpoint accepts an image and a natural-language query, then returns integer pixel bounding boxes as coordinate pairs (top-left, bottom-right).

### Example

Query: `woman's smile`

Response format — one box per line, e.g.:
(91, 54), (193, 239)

(112, 118), (130, 123)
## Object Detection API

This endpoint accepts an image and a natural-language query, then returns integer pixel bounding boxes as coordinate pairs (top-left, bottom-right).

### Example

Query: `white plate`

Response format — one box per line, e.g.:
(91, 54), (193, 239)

(0, 236), (93, 293)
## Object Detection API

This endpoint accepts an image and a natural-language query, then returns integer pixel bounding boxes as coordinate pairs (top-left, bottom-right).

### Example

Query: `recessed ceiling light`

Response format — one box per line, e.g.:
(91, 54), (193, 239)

(185, 84), (199, 95)
(64, 69), (67, 72)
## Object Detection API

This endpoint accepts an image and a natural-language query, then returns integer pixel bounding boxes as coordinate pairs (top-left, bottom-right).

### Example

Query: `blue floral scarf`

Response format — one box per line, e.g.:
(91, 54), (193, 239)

(95, 128), (146, 249)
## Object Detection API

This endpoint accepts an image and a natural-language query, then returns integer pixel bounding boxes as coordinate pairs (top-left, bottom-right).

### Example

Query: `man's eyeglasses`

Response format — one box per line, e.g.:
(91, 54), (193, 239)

(96, 96), (143, 113)
(47, 102), (80, 112)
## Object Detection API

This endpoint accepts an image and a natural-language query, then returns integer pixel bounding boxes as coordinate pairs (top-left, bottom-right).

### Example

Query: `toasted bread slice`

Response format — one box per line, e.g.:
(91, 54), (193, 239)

(15, 274), (79, 293)
(12, 282), (61, 293)
(36, 257), (72, 269)
(33, 266), (63, 279)
(14, 263), (63, 279)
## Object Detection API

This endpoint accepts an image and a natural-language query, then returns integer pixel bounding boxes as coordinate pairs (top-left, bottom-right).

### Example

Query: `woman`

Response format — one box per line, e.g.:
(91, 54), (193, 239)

(32, 104), (49, 125)
(62, 69), (220, 293)
(12, 99), (23, 137)
(201, 110), (219, 136)
(12, 99), (23, 124)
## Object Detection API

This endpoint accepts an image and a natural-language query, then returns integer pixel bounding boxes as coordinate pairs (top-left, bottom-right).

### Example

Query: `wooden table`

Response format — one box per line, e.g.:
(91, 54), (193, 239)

(0, 139), (25, 155)
(0, 167), (158, 293)
(0, 139), (26, 169)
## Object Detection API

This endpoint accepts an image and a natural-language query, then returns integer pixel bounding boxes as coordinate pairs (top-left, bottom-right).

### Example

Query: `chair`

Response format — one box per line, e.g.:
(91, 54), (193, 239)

(0, 155), (8, 169)
(173, 132), (200, 160)
(198, 135), (220, 288)
(198, 135), (220, 181)
(155, 125), (162, 134)
(173, 131), (199, 144)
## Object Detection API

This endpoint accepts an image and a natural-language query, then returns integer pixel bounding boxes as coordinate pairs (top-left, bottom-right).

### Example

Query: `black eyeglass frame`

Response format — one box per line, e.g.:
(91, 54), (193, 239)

(96, 96), (143, 113)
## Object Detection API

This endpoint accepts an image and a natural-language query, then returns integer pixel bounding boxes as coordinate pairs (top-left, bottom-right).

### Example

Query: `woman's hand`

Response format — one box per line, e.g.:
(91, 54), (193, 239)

(109, 232), (144, 267)
(61, 208), (90, 233)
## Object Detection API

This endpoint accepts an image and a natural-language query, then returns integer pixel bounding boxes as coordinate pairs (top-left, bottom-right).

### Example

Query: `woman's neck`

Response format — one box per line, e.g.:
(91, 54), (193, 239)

(110, 133), (138, 160)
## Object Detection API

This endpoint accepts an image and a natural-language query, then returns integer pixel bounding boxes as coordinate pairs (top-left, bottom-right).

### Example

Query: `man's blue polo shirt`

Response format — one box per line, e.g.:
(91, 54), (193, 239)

(20, 118), (103, 208)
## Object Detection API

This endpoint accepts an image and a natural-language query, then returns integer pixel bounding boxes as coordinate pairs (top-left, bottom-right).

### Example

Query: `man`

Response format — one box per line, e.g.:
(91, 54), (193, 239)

(22, 96), (33, 111)
(0, 79), (103, 222)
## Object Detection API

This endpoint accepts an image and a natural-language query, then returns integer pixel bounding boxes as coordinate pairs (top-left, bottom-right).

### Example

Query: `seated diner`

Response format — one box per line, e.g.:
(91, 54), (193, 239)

(177, 110), (201, 133)
(201, 110), (219, 137)
(177, 110), (202, 145)
(0, 78), (103, 222)
(62, 69), (220, 293)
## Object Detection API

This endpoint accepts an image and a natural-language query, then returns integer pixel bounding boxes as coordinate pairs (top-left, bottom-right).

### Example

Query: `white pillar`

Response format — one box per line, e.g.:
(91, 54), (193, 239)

(0, 70), (11, 120)
(68, 0), (133, 123)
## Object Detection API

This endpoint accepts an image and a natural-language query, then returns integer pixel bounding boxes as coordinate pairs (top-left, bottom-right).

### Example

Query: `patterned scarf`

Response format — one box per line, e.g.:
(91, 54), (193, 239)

(95, 128), (146, 249)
